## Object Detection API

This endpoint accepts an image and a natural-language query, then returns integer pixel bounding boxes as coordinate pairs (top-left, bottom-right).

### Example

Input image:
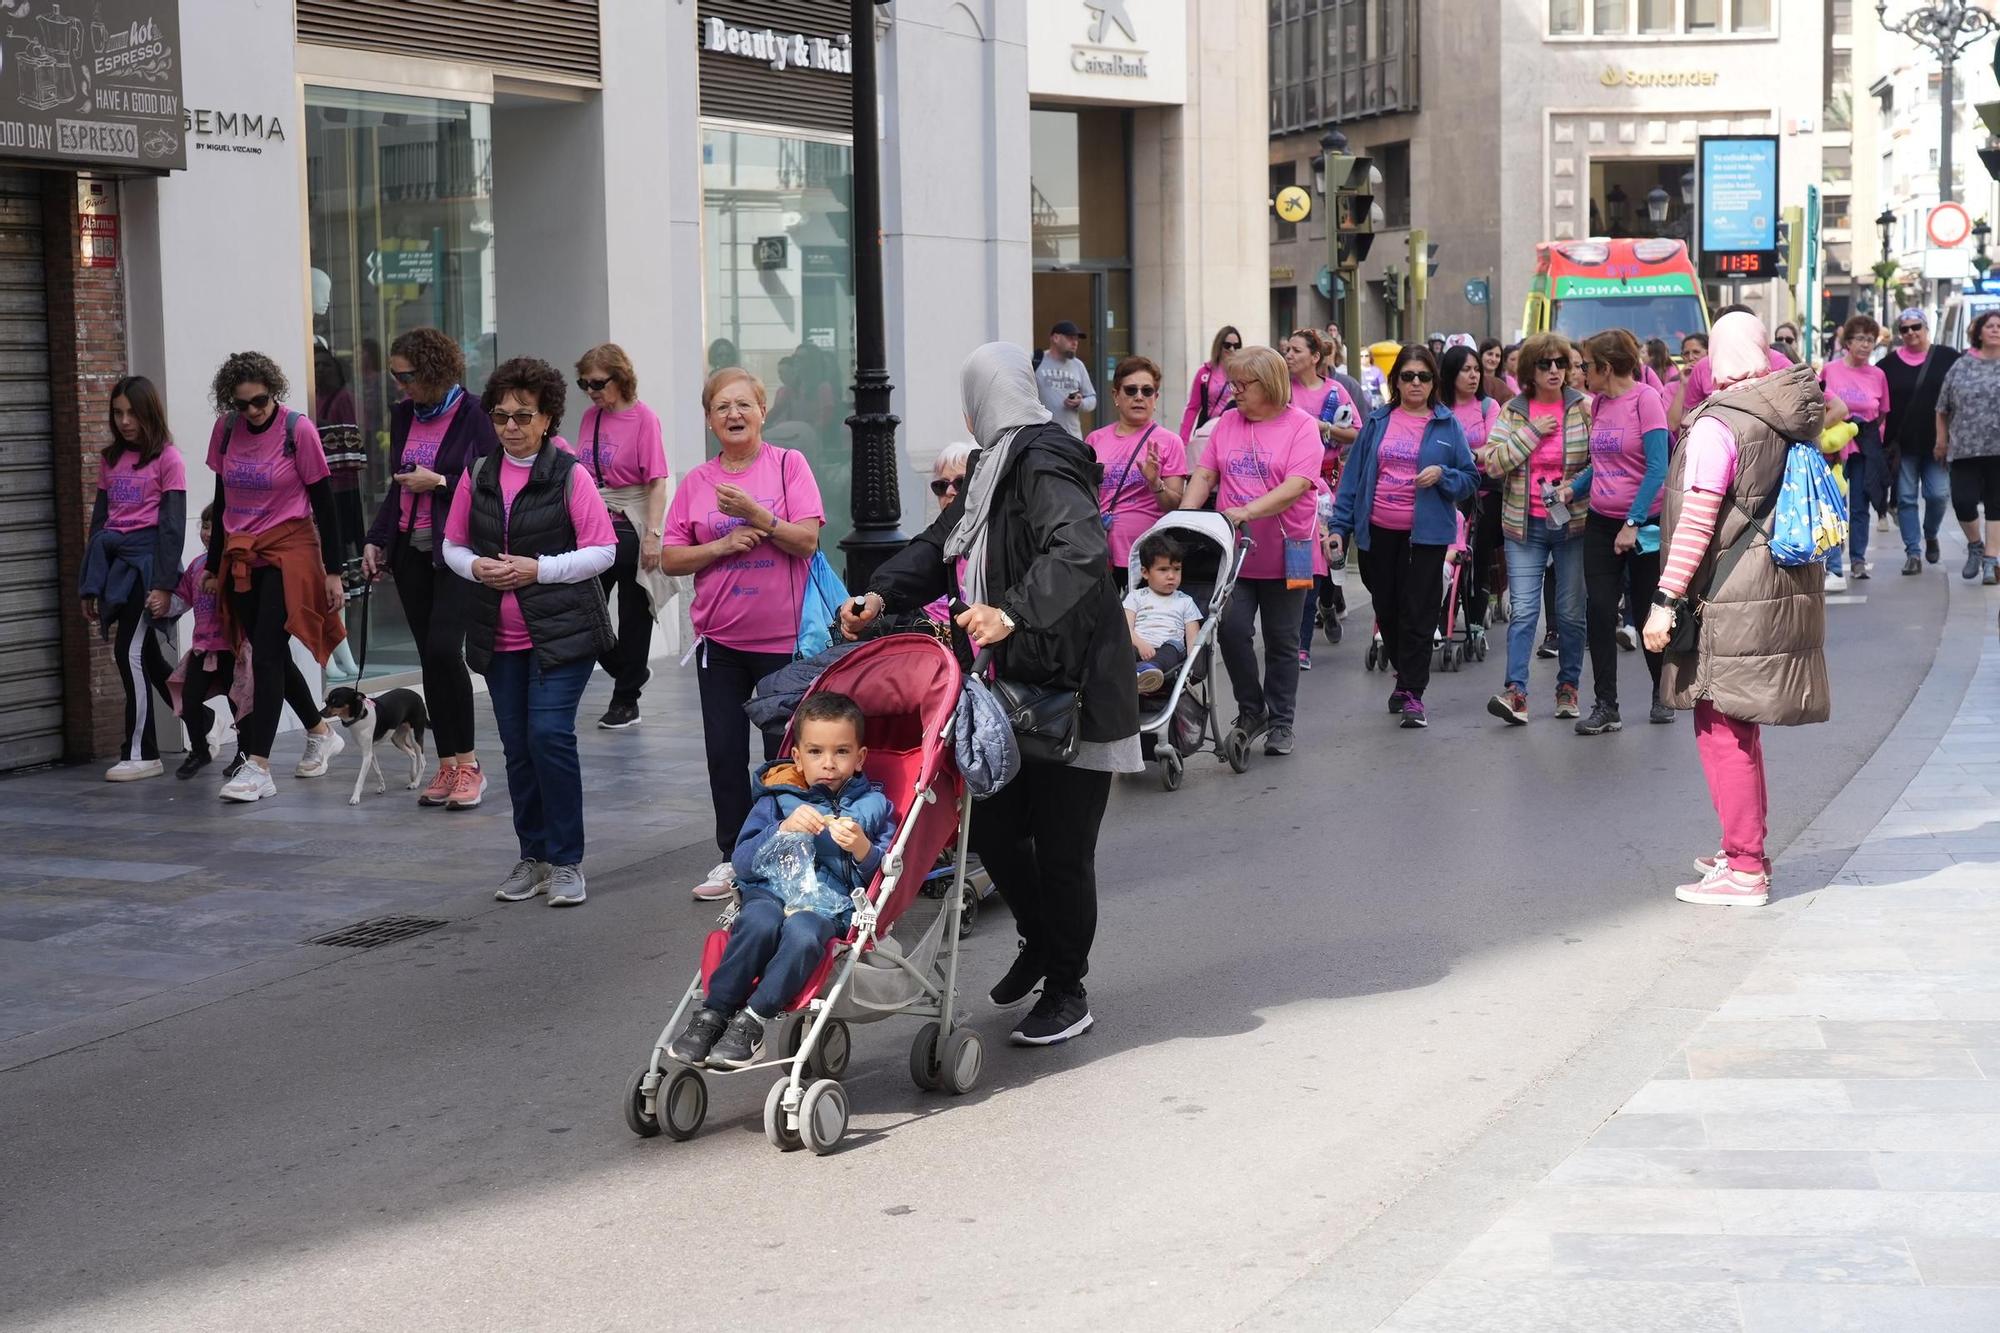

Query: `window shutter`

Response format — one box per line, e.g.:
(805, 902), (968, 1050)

(697, 0), (853, 135)
(296, 0), (602, 83)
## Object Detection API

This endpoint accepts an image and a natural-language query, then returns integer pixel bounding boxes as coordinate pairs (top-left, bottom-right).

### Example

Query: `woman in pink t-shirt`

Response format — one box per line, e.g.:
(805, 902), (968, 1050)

(1086, 354), (1188, 570)
(442, 358), (618, 908)
(574, 341), (671, 730)
(78, 374), (185, 781)
(1820, 315), (1890, 578)
(1179, 325), (1240, 439)
(1181, 346), (1323, 757)
(663, 368), (827, 902)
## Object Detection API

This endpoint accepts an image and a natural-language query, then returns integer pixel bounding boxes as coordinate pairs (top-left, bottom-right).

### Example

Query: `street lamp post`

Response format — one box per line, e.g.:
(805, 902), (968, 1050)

(1876, 206), (1900, 315)
(839, 0), (907, 592)
(1878, 0), (1998, 206)
(1975, 216), (1993, 291)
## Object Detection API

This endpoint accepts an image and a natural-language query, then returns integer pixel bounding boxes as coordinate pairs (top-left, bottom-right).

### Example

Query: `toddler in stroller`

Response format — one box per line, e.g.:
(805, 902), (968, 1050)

(1127, 531), (1203, 696)
(669, 692), (896, 1070)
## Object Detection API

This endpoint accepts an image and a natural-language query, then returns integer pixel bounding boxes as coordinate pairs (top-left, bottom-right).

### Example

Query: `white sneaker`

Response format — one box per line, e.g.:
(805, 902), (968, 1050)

(219, 762), (278, 803)
(105, 758), (164, 782)
(692, 862), (737, 901)
(1825, 573), (1848, 593)
(294, 726), (345, 778)
(547, 864), (587, 907)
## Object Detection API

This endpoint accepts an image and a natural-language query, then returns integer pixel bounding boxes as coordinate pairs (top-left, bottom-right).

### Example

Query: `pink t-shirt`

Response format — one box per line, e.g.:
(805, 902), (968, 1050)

(1587, 382), (1669, 521)
(1682, 416), (1740, 494)
(663, 446), (827, 654)
(174, 552), (227, 653)
(1087, 422), (1189, 566)
(1451, 397), (1498, 452)
(1369, 408), (1430, 532)
(1821, 359), (1889, 425)
(443, 453), (618, 651)
(575, 401), (670, 490)
(1641, 364), (1666, 397)
(206, 412), (330, 536)
(397, 413), (452, 531)
(1525, 404), (1566, 519)
(101, 443), (187, 532)
(1682, 348), (1791, 415)
(1291, 377), (1334, 422)
(1198, 406), (1322, 581)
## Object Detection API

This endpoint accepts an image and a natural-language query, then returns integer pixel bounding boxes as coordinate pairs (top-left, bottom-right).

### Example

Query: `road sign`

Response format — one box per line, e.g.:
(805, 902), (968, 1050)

(1274, 185), (1312, 224)
(1928, 201), (1972, 248)
(365, 248), (436, 287)
(1463, 278), (1489, 306)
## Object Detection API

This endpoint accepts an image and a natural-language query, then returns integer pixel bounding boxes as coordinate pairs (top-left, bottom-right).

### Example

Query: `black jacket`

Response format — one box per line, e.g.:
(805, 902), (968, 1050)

(366, 392), (501, 567)
(1881, 344), (1960, 454)
(870, 423), (1139, 746)
(461, 444), (614, 673)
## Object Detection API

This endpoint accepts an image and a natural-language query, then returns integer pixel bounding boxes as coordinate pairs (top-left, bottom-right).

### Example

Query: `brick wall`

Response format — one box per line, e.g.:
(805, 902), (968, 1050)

(46, 174), (132, 761)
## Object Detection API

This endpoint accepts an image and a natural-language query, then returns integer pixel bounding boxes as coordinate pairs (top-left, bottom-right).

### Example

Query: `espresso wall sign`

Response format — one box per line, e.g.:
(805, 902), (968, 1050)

(0, 0), (185, 172)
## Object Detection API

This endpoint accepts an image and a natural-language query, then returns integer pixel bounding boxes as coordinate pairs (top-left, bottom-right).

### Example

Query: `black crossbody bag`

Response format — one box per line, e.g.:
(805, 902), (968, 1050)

(974, 648), (1081, 766)
(1668, 489), (1775, 654)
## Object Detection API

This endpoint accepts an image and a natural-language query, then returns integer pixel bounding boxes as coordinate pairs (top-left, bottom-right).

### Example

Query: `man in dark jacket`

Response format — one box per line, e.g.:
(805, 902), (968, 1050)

(1880, 307), (1959, 572)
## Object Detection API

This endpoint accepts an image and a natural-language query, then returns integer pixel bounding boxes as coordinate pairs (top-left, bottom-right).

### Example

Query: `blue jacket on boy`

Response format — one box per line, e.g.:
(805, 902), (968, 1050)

(731, 760), (897, 923)
(1329, 401), (1479, 550)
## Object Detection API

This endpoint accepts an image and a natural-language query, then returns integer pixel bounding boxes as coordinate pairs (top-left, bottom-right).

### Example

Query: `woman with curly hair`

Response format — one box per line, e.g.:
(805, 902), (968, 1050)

(204, 351), (348, 802)
(441, 358), (617, 907)
(362, 327), (499, 809)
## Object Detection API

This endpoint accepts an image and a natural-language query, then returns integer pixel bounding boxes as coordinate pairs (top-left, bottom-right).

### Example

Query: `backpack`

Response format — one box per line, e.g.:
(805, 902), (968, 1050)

(219, 410), (300, 457)
(1768, 441), (1850, 567)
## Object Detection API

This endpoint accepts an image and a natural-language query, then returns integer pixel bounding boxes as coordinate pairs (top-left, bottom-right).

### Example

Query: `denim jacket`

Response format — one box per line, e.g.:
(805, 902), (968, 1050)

(1329, 403), (1478, 550)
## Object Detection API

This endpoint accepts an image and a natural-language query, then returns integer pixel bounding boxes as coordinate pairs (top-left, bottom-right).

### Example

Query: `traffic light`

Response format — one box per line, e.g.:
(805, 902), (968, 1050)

(1777, 206), (1803, 281)
(1335, 154), (1375, 268)
(1979, 100), (2000, 180)
(1409, 229), (1429, 302)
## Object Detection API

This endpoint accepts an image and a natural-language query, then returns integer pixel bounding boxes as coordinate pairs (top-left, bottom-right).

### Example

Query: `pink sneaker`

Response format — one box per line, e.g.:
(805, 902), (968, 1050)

(445, 762), (487, 810)
(419, 764), (457, 807)
(1692, 849), (1772, 877)
(1675, 866), (1770, 907)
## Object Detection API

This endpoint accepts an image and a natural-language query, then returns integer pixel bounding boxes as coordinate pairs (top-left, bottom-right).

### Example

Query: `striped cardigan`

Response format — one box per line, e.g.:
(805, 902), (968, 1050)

(1480, 389), (1594, 542)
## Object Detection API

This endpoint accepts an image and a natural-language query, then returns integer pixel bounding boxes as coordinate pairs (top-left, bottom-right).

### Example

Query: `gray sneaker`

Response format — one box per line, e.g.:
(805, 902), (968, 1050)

(1964, 541), (1986, 581)
(1649, 701), (1675, 724)
(1263, 724), (1295, 755)
(547, 864), (587, 907)
(495, 859), (550, 902)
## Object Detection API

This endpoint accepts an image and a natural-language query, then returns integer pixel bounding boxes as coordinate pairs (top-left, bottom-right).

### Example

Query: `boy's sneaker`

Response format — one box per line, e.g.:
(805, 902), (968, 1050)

(669, 1008), (728, 1065)
(419, 764), (458, 807)
(1650, 701), (1676, 725)
(294, 727), (344, 778)
(546, 864), (587, 907)
(495, 859), (550, 902)
(1400, 697), (1427, 728)
(1575, 703), (1621, 735)
(990, 941), (1044, 1007)
(1388, 688), (1410, 714)
(1675, 866), (1770, 907)
(1135, 662), (1166, 694)
(1263, 725), (1294, 756)
(1615, 624), (1638, 652)
(709, 1010), (766, 1068)
(175, 750), (212, 781)
(445, 762), (487, 810)
(219, 762), (278, 803)
(693, 862), (737, 902)
(1554, 683), (1581, 718)
(1488, 689), (1529, 726)
(106, 758), (163, 782)
(1011, 985), (1093, 1046)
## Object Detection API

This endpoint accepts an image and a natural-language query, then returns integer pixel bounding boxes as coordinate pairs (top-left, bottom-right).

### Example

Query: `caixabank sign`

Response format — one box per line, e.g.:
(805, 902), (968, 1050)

(0, 0), (184, 173)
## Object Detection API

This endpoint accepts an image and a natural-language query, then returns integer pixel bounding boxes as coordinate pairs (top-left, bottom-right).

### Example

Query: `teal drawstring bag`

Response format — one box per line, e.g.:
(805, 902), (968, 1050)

(1768, 442), (1850, 568)
(795, 552), (850, 659)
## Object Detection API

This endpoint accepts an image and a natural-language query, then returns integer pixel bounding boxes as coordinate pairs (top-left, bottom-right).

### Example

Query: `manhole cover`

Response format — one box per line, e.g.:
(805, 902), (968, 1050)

(306, 916), (449, 949)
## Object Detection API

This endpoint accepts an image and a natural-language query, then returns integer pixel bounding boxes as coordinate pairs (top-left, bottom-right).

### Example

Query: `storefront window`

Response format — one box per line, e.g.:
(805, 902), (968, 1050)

(701, 126), (856, 555)
(305, 87), (497, 676)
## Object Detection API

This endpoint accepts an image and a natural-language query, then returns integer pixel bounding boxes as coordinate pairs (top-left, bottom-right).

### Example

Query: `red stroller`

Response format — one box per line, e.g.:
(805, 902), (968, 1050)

(623, 635), (983, 1155)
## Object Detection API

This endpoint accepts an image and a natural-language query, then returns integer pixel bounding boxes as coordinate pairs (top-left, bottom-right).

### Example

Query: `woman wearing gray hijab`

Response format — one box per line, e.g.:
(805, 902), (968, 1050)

(843, 342), (1139, 1047)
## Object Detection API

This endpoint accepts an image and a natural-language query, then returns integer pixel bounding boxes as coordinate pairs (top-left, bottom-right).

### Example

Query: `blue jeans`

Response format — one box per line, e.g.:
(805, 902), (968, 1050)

(482, 650), (592, 867)
(1898, 450), (1950, 556)
(706, 891), (842, 1017)
(1504, 517), (1584, 692)
(1847, 450), (1869, 564)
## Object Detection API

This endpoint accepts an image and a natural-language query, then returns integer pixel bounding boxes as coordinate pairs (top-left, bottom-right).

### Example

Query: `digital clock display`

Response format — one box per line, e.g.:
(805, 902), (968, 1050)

(1703, 249), (1778, 279)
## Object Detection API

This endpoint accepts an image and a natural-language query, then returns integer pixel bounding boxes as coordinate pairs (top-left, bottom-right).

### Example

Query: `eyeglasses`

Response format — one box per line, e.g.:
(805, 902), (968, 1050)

(389, 369), (417, 386)
(489, 409), (538, 428)
(1226, 379), (1255, 394)
(232, 393), (273, 412)
(1119, 383), (1157, 398)
(1897, 324), (1924, 334)
(1533, 357), (1567, 372)
(577, 376), (612, 392)
(1221, 340), (1242, 351)
(929, 477), (959, 497)
(1397, 370), (1434, 384)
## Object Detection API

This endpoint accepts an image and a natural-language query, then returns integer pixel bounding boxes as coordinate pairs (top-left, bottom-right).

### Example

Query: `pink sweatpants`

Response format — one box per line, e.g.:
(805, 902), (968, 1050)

(1693, 700), (1768, 873)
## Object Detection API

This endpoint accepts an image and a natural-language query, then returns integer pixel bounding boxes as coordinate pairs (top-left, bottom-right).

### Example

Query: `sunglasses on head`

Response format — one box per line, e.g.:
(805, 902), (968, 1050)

(489, 409), (538, 428)
(929, 477), (959, 497)
(1533, 357), (1567, 372)
(232, 392), (273, 412)
(577, 376), (612, 392)
(1398, 370), (1433, 384)
(1119, 382), (1157, 398)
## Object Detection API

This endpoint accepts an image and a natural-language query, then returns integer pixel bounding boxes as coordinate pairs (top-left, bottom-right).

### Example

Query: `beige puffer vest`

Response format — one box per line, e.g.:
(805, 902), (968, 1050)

(1659, 365), (1830, 726)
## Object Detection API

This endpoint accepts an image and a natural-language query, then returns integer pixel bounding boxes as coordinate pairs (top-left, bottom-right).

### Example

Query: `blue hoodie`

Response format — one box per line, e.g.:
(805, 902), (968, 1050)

(730, 759), (897, 921)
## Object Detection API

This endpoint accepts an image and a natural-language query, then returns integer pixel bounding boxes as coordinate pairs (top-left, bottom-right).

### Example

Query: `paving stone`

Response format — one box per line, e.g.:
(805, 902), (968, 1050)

(1685, 1046), (1981, 1080)
(1623, 1078), (1850, 1116)
(1381, 1277), (1745, 1332)
(1547, 1148), (1880, 1191)
(1737, 1284), (2000, 1333)
(1869, 1152), (2000, 1192)
(1717, 1190), (2000, 1240)
(1907, 1237), (2000, 1284)
(1491, 1186), (1726, 1237)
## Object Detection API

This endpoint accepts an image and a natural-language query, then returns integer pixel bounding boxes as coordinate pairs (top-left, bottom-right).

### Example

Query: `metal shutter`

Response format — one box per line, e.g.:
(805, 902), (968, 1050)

(295, 0), (602, 83)
(698, 0), (853, 135)
(0, 169), (57, 770)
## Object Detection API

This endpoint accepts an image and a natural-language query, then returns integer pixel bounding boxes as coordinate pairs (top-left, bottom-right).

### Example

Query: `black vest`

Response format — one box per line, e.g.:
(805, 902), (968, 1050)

(462, 444), (614, 672)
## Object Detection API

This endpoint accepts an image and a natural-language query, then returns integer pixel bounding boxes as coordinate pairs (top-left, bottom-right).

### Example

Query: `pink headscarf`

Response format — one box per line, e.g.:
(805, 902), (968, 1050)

(1708, 311), (1774, 391)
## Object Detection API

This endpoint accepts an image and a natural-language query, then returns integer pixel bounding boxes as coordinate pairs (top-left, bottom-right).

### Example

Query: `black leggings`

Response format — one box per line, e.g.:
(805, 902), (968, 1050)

(969, 761), (1112, 993)
(392, 543), (476, 755)
(1950, 455), (2000, 524)
(1467, 490), (1503, 627)
(597, 517), (653, 707)
(179, 649), (238, 758)
(1358, 524), (1446, 700)
(695, 640), (791, 857)
(228, 566), (324, 759)
(1582, 510), (1663, 710)
(111, 596), (173, 762)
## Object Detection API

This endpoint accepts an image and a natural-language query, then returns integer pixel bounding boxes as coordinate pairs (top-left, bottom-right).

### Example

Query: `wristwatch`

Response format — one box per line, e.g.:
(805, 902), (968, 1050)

(997, 608), (1018, 632)
(1651, 590), (1685, 609)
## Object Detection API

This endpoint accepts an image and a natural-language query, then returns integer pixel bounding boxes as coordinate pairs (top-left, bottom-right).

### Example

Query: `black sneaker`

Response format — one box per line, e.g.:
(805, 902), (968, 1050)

(1264, 724), (1295, 755)
(708, 1010), (765, 1068)
(1230, 712), (1268, 741)
(1010, 985), (1093, 1046)
(598, 701), (641, 729)
(1537, 631), (1558, 659)
(176, 750), (212, 780)
(989, 941), (1044, 1007)
(1927, 536), (1942, 565)
(1903, 555), (1923, 576)
(669, 1007), (728, 1065)
(1575, 703), (1622, 735)
(223, 752), (247, 780)
(1327, 615), (1342, 644)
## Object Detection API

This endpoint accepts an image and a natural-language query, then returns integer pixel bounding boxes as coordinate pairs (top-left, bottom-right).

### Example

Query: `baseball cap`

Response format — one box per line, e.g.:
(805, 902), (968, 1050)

(1896, 308), (1928, 328)
(1050, 320), (1086, 338)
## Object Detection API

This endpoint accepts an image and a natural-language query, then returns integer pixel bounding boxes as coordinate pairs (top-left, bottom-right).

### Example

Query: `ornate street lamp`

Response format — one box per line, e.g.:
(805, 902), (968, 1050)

(1645, 185), (1671, 230)
(1974, 216), (1993, 291)
(1876, 206), (1900, 314)
(1878, 0), (1997, 204)
(1606, 183), (1628, 232)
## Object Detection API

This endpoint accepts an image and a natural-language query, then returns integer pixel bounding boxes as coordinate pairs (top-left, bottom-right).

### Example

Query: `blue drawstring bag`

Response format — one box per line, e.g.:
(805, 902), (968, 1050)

(1769, 442), (1850, 567)
(794, 552), (850, 660)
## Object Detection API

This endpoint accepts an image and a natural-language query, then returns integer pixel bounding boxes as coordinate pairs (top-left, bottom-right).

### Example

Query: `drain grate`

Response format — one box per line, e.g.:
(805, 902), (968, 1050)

(306, 916), (450, 949)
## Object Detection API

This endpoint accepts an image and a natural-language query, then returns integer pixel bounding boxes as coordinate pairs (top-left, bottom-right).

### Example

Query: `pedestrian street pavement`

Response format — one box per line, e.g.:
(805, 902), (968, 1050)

(1377, 624), (2000, 1331)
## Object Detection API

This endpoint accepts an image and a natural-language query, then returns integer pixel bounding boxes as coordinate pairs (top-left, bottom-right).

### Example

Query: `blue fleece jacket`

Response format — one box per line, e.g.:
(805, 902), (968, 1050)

(731, 760), (896, 922)
(1329, 403), (1479, 550)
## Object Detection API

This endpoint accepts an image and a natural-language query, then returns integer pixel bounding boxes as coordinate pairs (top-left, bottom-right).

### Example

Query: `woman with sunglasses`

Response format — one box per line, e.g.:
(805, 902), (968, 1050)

(1881, 308), (1959, 573)
(922, 442), (975, 623)
(362, 327), (499, 809)
(204, 351), (348, 802)
(1088, 355), (1189, 570)
(1179, 326), (1241, 439)
(1478, 332), (1591, 726)
(443, 358), (617, 908)
(1820, 316), (1889, 580)
(1328, 345), (1478, 728)
(572, 342), (670, 730)
(1181, 346), (1324, 757)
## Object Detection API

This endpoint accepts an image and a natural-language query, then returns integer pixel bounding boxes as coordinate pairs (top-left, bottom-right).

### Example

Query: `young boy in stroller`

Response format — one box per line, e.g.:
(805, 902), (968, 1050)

(669, 692), (897, 1070)
(1127, 532), (1203, 696)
